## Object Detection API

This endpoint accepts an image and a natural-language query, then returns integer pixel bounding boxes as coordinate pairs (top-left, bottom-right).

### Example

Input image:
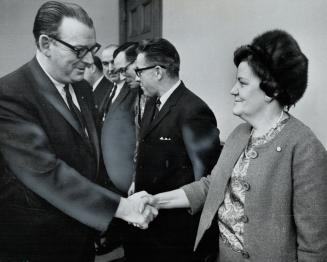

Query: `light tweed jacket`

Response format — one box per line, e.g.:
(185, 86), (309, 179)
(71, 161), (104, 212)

(183, 115), (327, 262)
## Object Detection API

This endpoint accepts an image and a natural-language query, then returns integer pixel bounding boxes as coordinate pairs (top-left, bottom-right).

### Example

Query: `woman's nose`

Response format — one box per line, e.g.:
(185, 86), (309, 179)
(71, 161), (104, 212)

(230, 83), (238, 95)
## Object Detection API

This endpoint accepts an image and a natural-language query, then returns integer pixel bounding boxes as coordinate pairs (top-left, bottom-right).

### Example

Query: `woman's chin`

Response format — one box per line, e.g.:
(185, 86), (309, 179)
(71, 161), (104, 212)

(232, 107), (242, 117)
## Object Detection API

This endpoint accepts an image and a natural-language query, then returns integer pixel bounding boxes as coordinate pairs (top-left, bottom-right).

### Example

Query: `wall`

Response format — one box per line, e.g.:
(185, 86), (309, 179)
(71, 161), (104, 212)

(1, 0), (326, 147)
(0, 0), (119, 76)
(163, 0), (327, 147)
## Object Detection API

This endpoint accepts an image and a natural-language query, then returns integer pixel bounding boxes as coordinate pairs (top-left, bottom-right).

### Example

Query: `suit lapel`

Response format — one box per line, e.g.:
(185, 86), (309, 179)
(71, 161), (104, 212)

(206, 126), (251, 216)
(74, 84), (100, 171)
(108, 83), (130, 113)
(140, 83), (186, 138)
(194, 126), (251, 249)
(28, 58), (84, 137)
(98, 83), (114, 115)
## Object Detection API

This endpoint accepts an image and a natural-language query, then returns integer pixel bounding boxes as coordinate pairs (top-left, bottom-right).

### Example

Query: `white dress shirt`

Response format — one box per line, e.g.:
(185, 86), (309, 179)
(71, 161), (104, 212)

(111, 80), (125, 103)
(158, 79), (181, 110)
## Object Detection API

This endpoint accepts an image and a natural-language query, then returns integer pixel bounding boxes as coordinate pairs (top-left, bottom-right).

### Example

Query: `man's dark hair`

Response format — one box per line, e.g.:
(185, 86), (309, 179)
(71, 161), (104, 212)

(113, 42), (139, 62)
(93, 55), (103, 71)
(234, 29), (308, 108)
(33, 1), (94, 48)
(137, 38), (180, 78)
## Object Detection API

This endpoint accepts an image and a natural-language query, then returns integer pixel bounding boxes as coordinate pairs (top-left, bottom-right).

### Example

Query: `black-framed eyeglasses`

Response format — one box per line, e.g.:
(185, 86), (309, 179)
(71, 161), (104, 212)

(49, 36), (101, 59)
(134, 65), (166, 77)
(114, 61), (134, 74)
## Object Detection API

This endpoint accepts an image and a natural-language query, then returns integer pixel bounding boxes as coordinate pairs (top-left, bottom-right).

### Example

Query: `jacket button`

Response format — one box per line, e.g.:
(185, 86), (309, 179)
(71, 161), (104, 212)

(243, 182), (250, 191)
(240, 215), (249, 223)
(241, 251), (250, 259)
(249, 150), (258, 159)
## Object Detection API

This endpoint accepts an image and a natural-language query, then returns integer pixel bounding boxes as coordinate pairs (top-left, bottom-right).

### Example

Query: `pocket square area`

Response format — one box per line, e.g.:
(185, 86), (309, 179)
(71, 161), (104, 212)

(159, 136), (172, 141)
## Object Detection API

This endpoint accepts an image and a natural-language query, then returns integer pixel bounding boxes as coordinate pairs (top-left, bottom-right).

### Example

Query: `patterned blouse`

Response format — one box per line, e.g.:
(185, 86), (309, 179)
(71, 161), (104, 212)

(217, 114), (289, 253)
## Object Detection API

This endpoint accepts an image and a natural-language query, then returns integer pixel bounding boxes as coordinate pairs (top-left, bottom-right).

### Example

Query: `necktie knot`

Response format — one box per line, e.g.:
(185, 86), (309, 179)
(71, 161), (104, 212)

(63, 84), (69, 92)
(155, 98), (161, 108)
(152, 97), (161, 121)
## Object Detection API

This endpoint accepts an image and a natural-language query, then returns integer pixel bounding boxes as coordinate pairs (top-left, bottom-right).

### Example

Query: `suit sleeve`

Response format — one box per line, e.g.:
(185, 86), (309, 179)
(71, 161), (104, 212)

(181, 103), (221, 181)
(0, 88), (120, 232)
(293, 132), (327, 260)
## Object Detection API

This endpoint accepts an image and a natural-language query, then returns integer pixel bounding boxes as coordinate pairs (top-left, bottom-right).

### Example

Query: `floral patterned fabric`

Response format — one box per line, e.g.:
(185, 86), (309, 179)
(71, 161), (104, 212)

(217, 114), (289, 253)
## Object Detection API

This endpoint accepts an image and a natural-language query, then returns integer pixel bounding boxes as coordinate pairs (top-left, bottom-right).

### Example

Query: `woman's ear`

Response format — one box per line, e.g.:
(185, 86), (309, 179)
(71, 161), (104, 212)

(38, 35), (51, 57)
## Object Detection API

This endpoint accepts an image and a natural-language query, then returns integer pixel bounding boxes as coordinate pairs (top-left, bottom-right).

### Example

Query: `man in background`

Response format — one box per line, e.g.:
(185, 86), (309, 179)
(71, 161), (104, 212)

(84, 55), (113, 111)
(125, 38), (221, 262)
(101, 44), (119, 83)
(96, 42), (143, 258)
(0, 2), (156, 261)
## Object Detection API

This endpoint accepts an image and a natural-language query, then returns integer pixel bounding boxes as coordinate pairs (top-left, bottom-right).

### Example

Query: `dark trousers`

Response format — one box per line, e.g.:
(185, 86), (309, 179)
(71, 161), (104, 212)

(123, 223), (201, 262)
(0, 205), (95, 262)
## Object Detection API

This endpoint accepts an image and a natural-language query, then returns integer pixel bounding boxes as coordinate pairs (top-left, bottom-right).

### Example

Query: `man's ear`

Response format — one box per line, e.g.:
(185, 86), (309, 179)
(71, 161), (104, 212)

(155, 66), (163, 80)
(90, 64), (96, 73)
(38, 35), (52, 57)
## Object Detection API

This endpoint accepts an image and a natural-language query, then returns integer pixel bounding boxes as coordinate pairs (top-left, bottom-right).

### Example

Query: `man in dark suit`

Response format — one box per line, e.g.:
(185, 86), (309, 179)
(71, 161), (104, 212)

(0, 2), (156, 262)
(101, 42), (141, 195)
(124, 38), (221, 262)
(84, 55), (114, 111)
(98, 42), (148, 257)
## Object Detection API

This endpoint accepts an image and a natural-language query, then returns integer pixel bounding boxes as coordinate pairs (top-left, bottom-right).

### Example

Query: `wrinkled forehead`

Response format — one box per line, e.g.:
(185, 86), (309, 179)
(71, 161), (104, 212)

(58, 17), (96, 45)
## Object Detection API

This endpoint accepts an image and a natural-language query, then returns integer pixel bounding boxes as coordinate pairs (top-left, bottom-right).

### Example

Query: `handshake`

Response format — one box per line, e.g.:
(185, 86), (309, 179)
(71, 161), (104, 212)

(115, 189), (159, 229)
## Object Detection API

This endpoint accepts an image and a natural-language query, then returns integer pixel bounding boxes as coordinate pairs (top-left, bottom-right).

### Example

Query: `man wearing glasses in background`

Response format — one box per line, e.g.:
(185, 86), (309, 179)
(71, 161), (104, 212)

(101, 42), (141, 195)
(124, 38), (221, 262)
(97, 42), (141, 257)
(0, 2), (157, 262)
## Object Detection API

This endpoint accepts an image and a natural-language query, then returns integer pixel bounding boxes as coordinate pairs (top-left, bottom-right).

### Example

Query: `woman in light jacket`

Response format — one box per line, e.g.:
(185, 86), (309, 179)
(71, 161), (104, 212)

(153, 29), (327, 262)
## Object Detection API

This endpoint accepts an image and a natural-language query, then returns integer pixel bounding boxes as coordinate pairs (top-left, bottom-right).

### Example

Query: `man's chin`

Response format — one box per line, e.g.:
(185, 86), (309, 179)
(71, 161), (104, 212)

(109, 75), (119, 83)
(71, 74), (84, 83)
(127, 82), (140, 89)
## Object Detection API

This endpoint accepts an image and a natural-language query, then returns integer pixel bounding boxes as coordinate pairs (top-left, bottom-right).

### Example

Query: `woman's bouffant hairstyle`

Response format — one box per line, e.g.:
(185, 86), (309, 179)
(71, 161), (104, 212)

(33, 1), (93, 48)
(137, 38), (180, 78)
(234, 29), (308, 108)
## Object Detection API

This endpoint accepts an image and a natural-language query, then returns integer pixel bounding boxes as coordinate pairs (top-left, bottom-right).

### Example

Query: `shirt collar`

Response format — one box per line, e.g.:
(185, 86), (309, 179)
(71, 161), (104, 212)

(93, 75), (104, 91)
(36, 52), (65, 91)
(158, 79), (181, 109)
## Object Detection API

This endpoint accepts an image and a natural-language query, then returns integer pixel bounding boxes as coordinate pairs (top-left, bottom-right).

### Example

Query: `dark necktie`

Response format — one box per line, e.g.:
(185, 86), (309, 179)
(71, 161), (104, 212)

(64, 85), (87, 136)
(152, 98), (161, 121)
(102, 84), (117, 121)
(140, 96), (159, 132)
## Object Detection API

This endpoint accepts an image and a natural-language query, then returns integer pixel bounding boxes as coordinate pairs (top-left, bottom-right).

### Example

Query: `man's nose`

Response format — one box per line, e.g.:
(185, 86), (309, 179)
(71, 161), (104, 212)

(108, 62), (115, 71)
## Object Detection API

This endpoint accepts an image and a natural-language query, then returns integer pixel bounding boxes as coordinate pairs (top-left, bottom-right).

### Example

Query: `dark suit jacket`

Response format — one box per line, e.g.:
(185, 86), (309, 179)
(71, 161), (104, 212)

(133, 82), (221, 260)
(0, 58), (121, 261)
(93, 76), (114, 110)
(101, 83), (139, 194)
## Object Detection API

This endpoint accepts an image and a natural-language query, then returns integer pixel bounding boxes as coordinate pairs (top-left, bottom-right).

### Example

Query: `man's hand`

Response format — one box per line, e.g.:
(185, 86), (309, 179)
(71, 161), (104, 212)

(115, 191), (158, 229)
